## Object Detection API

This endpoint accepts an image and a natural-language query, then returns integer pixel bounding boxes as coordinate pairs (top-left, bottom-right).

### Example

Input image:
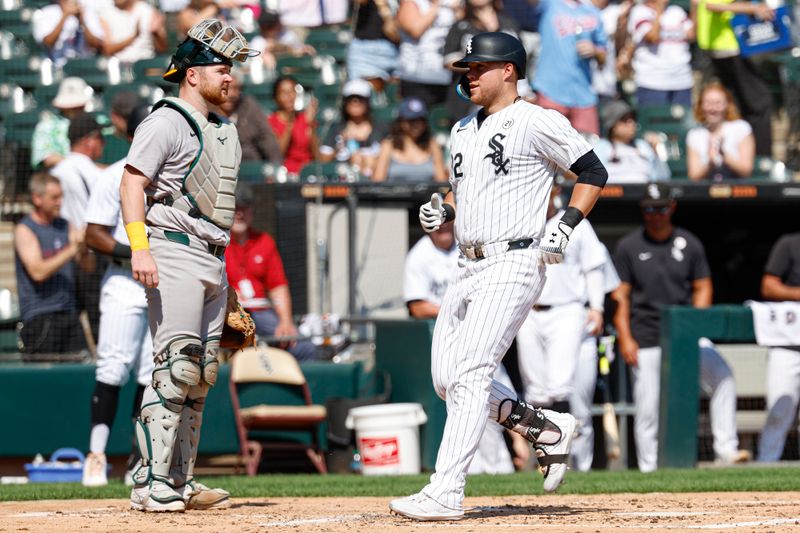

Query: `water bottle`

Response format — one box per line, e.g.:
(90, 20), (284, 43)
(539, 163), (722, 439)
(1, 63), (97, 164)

(350, 449), (363, 473)
(335, 135), (351, 162)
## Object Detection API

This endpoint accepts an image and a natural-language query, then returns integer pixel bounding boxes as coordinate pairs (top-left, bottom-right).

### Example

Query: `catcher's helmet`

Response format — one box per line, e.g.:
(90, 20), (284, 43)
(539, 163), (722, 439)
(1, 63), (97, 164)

(163, 19), (259, 83)
(453, 32), (527, 78)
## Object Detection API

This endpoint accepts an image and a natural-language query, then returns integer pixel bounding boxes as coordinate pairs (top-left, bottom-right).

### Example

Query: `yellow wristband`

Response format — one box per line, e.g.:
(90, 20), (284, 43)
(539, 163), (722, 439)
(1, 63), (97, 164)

(125, 221), (149, 251)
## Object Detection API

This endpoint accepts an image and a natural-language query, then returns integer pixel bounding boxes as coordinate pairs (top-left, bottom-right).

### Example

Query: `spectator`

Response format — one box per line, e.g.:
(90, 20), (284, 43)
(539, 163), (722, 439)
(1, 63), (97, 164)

(219, 72), (282, 163)
(249, 9), (313, 70)
(403, 223), (526, 474)
(100, 90), (142, 164)
(14, 173), (88, 354)
(32, 0), (104, 67)
(628, 0), (694, 107)
(51, 112), (106, 339)
(611, 183), (750, 472)
(176, 0), (226, 37)
(591, 0), (625, 106)
(51, 112), (106, 230)
(279, 0), (349, 36)
(81, 103), (151, 488)
(225, 187), (319, 362)
(756, 232), (800, 462)
(594, 99), (671, 183)
(693, 0), (773, 156)
(686, 82), (755, 181)
(403, 225), (459, 320)
(319, 79), (385, 178)
(442, 0), (520, 119)
(396, 0), (458, 108)
(31, 77), (92, 170)
(372, 97), (447, 183)
(97, 0), (168, 65)
(347, 0), (400, 93)
(531, 0), (608, 135)
(267, 76), (320, 176)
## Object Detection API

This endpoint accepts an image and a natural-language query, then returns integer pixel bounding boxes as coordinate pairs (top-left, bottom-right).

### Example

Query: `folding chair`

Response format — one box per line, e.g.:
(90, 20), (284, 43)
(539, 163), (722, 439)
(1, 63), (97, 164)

(229, 346), (328, 475)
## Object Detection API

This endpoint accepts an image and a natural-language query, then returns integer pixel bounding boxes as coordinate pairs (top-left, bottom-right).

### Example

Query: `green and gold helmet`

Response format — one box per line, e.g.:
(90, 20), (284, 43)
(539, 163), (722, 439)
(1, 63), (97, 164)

(163, 19), (259, 83)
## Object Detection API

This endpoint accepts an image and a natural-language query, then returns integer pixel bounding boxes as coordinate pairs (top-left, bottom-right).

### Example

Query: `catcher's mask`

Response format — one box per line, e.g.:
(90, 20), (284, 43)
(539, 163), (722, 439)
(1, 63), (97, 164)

(163, 18), (260, 83)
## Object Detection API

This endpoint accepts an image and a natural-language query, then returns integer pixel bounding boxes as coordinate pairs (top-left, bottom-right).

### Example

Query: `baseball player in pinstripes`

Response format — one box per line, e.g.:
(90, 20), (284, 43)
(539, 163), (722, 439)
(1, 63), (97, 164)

(389, 31), (608, 521)
(82, 104), (154, 488)
(514, 182), (610, 471)
(120, 19), (258, 512)
(570, 248), (619, 471)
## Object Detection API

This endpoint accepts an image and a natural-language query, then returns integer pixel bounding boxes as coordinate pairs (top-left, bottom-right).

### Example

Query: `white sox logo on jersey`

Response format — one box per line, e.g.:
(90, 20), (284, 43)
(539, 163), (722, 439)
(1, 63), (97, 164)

(484, 133), (510, 175)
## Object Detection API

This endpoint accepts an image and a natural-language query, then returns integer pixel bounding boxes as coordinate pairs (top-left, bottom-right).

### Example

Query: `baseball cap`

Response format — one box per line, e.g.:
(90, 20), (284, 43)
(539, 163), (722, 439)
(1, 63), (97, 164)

(601, 99), (635, 138)
(126, 103), (151, 138)
(398, 97), (428, 120)
(52, 77), (92, 109)
(235, 184), (254, 207)
(68, 112), (103, 144)
(111, 91), (141, 118)
(343, 78), (371, 99)
(640, 183), (674, 207)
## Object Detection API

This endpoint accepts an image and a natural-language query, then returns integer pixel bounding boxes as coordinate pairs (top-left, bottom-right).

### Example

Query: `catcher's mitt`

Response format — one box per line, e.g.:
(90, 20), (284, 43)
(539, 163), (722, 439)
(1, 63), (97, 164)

(220, 287), (256, 350)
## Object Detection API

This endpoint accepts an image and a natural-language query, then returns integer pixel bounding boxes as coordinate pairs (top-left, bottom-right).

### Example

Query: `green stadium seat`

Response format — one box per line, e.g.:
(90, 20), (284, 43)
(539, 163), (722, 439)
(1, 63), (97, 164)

(0, 83), (34, 118)
(428, 104), (454, 136)
(238, 160), (279, 183)
(32, 82), (60, 108)
(0, 56), (55, 89)
(372, 104), (397, 125)
(667, 158), (688, 180)
(131, 54), (174, 86)
(299, 161), (359, 182)
(304, 28), (351, 63)
(276, 54), (342, 88)
(240, 79), (275, 103)
(0, 7), (33, 27)
(63, 57), (125, 88)
(2, 109), (43, 146)
(0, 23), (36, 52)
(102, 83), (168, 111)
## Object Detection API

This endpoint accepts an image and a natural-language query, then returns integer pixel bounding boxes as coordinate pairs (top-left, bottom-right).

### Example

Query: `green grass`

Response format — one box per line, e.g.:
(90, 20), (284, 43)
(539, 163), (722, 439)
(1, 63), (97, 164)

(3, 467), (800, 502)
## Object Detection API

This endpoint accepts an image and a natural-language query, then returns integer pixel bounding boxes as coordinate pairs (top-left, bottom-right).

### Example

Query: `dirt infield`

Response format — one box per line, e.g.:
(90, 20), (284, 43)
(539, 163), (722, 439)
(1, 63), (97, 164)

(2, 492), (800, 532)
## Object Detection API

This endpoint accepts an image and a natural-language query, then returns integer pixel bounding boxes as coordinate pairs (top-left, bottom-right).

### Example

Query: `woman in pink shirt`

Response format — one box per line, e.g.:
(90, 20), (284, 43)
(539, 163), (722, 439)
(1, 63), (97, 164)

(267, 76), (320, 175)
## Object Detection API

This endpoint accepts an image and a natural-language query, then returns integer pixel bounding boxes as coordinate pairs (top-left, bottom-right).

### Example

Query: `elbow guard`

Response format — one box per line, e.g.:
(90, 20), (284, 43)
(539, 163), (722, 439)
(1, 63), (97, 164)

(570, 150), (608, 188)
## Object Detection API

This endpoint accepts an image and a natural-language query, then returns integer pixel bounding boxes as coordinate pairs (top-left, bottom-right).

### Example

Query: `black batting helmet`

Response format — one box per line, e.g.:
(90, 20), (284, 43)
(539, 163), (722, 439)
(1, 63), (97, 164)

(453, 32), (527, 78)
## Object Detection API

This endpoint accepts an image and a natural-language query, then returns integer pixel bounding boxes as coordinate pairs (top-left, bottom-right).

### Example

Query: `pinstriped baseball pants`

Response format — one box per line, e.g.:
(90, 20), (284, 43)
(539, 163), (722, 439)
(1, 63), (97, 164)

(421, 248), (545, 510)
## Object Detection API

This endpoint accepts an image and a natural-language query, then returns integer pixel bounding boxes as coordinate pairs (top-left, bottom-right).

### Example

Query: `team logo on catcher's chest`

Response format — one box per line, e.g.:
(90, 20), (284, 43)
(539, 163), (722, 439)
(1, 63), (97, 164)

(484, 133), (510, 175)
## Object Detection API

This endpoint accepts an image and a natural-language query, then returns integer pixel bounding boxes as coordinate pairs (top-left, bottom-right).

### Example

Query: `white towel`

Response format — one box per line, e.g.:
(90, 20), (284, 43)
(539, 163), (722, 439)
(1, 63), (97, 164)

(746, 301), (800, 346)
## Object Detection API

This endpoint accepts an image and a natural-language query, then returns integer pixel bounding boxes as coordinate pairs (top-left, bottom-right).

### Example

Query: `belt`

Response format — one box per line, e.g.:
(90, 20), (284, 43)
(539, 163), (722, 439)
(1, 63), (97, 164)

(459, 238), (537, 261)
(111, 257), (132, 269)
(532, 304), (552, 312)
(163, 230), (226, 258)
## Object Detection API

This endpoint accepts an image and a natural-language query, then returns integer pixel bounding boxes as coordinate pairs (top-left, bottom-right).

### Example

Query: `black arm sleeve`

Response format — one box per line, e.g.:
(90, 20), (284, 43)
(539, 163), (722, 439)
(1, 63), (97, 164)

(569, 150), (608, 188)
(112, 241), (132, 260)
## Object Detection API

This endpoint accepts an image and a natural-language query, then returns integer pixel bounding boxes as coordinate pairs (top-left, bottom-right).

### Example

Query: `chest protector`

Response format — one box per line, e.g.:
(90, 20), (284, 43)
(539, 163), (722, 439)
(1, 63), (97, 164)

(152, 97), (240, 229)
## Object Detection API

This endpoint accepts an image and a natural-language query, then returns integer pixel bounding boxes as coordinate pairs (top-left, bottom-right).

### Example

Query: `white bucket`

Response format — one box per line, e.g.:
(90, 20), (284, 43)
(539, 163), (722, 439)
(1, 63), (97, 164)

(345, 403), (428, 475)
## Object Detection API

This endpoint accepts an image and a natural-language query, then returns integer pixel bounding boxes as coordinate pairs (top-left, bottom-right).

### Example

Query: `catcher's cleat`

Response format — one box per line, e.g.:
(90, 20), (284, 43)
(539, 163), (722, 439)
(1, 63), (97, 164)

(533, 410), (576, 493)
(179, 479), (231, 510)
(389, 492), (464, 521)
(131, 479), (186, 512)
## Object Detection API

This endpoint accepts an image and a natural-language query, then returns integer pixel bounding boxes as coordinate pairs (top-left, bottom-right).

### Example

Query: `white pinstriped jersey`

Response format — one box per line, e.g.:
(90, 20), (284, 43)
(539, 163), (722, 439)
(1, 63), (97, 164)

(85, 158), (129, 244)
(448, 100), (592, 246)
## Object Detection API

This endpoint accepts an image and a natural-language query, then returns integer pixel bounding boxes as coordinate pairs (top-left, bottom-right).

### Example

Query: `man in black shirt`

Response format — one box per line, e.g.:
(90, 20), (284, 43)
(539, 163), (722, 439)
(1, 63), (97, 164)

(612, 183), (749, 471)
(757, 232), (800, 461)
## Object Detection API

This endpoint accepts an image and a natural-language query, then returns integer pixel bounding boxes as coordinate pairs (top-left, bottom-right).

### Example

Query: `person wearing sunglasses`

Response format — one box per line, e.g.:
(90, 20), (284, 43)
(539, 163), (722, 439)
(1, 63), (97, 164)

(594, 99), (670, 183)
(611, 183), (750, 472)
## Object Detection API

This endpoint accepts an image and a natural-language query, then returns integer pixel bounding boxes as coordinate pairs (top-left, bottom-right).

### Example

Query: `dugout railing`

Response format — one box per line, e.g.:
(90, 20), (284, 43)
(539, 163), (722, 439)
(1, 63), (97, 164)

(659, 304), (756, 468)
